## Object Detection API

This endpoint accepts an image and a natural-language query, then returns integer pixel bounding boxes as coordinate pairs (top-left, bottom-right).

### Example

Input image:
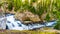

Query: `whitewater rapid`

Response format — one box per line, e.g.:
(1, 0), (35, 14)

(5, 14), (56, 30)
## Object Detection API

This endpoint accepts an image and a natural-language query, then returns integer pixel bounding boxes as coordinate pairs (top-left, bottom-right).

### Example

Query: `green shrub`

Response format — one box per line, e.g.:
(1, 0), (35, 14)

(54, 20), (60, 30)
(8, 2), (13, 11)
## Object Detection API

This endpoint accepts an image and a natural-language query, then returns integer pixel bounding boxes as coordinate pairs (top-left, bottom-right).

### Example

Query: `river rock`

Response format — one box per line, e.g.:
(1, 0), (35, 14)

(14, 11), (41, 23)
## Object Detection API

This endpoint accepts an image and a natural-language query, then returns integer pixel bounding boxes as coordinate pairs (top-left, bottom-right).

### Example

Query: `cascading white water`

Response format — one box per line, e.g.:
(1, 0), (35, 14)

(6, 14), (56, 30)
(6, 14), (28, 30)
(0, 17), (6, 29)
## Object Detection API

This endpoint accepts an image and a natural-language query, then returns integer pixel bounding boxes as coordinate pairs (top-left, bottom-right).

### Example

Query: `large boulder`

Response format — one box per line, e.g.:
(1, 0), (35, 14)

(14, 11), (41, 23)
(24, 11), (41, 22)
(15, 12), (28, 22)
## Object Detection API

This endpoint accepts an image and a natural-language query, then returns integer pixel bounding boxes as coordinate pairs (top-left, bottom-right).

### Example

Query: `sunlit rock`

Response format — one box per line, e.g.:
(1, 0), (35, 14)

(15, 12), (28, 22)
(15, 11), (41, 23)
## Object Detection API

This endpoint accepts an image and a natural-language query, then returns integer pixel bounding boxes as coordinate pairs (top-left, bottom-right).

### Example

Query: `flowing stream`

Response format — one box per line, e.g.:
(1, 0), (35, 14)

(5, 14), (56, 30)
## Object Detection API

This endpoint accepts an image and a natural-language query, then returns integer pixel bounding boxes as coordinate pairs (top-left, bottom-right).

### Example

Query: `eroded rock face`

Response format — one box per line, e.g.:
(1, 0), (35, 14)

(14, 11), (41, 23)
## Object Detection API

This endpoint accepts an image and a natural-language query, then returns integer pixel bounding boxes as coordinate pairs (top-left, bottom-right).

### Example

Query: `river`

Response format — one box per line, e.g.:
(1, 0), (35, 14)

(5, 14), (56, 30)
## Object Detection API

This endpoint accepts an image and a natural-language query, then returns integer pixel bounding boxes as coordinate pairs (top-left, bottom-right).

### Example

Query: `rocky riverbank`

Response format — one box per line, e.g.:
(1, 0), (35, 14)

(5, 10), (55, 24)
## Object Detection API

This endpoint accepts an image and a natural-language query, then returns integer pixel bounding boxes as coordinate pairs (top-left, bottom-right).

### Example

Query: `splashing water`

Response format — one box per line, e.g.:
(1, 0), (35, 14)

(5, 14), (56, 30)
